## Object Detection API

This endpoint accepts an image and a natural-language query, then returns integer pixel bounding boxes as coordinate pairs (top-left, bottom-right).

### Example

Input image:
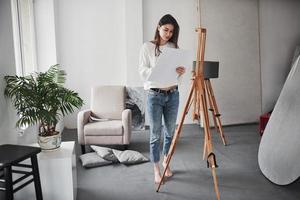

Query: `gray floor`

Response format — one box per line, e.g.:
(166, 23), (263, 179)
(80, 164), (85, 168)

(63, 124), (300, 200)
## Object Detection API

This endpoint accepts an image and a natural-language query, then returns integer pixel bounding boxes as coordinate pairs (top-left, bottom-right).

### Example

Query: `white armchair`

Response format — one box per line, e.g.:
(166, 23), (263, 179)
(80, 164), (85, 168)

(77, 86), (132, 154)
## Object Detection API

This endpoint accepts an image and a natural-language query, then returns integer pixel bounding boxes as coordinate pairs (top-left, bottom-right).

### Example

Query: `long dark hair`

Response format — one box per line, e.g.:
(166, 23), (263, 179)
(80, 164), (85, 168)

(152, 14), (180, 56)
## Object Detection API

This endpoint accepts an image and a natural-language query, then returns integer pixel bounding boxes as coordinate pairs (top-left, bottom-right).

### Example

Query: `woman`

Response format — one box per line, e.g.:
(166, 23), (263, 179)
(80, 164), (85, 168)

(139, 14), (186, 184)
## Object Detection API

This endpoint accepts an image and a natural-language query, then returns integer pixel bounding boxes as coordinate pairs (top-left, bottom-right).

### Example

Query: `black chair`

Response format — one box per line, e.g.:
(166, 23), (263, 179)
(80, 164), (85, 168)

(0, 144), (43, 200)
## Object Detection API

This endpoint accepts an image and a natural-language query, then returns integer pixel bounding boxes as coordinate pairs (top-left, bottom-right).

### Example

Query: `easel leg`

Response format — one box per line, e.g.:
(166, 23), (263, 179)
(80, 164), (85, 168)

(205, 79), (227, 145)
(198, 79), (212, 158)
(205, 80), (219, 131)
(195, 29), (221, 198)
(207, 154), (221, 200)
(200, 80), (221, 200)
(192, 80), (201, 121)
(202, 118), (208, 160)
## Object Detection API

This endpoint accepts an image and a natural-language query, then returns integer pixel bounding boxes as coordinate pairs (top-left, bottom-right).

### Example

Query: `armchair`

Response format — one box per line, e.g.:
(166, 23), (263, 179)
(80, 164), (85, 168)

(77, 86), (132, 154)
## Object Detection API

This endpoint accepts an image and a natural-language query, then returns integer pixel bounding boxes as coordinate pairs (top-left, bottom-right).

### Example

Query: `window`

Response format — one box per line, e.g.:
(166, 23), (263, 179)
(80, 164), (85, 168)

(11, 0), (37, 76)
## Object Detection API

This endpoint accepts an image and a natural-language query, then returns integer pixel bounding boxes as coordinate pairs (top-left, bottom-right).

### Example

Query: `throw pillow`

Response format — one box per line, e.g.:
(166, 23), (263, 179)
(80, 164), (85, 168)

(91, 145), (118, 162)
(80, 152), (112, 168)
(89, 115), (110, 123)
(112, 149), (149, 165)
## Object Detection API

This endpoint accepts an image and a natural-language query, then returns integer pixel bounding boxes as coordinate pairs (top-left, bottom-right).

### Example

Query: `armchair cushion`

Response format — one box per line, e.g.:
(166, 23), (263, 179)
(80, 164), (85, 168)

(84, 120), (123, 136)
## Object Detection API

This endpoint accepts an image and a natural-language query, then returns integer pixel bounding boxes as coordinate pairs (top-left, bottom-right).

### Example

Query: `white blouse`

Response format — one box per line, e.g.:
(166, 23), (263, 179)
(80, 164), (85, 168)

(139, 41), (180, 90)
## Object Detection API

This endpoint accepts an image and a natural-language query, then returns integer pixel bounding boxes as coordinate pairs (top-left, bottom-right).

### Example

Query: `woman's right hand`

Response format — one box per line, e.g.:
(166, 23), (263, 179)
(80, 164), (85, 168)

(176, 66), (186, 75)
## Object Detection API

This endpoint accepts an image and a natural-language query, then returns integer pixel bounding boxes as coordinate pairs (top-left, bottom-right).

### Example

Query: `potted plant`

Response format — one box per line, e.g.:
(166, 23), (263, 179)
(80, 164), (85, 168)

(4, 64), (83, 150)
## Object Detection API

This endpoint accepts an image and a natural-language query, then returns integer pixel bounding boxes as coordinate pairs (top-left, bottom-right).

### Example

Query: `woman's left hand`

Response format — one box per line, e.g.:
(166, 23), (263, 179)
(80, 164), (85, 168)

(176, 66), (186, 75)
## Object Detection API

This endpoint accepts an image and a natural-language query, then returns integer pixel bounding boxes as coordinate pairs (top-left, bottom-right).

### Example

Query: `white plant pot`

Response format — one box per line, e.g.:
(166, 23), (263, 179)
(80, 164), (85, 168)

(38, 132), (62, 150)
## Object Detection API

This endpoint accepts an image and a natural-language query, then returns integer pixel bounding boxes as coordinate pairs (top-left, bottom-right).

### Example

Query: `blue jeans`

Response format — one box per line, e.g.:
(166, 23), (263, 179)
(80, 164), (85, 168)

(147, 88), (179, 163)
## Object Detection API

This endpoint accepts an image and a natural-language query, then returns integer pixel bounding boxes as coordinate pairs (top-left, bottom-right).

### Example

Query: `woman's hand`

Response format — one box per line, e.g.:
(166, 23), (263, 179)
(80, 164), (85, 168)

(176, 66), (186, 75)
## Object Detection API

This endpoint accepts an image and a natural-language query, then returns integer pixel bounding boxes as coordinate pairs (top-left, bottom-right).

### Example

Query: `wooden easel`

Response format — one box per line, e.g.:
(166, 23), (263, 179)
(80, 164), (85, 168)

(156, 28), (222, 200)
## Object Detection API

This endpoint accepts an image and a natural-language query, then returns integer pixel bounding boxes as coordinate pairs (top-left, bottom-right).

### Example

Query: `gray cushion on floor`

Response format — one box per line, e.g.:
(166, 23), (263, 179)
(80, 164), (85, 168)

(112, 149), (149, 165)
(91, 145), (118, 162)
(80, 152), (112, 168)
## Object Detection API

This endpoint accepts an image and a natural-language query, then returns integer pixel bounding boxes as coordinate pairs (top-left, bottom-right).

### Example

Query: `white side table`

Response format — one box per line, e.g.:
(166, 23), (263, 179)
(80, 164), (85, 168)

(15, 141), (77, 200)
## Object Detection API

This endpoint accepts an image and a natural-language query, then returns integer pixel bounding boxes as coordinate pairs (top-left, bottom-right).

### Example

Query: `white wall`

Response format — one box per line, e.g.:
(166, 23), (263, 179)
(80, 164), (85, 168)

(124, 0), (143, 87)
(259, 0), (300, 113)
(0, 0), (18, 144)
(201, 0), (261, 124)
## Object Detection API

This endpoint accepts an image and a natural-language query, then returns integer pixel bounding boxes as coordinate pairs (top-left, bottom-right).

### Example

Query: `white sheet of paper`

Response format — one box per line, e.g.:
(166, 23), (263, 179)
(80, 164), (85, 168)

(148, 47), (193, 86)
